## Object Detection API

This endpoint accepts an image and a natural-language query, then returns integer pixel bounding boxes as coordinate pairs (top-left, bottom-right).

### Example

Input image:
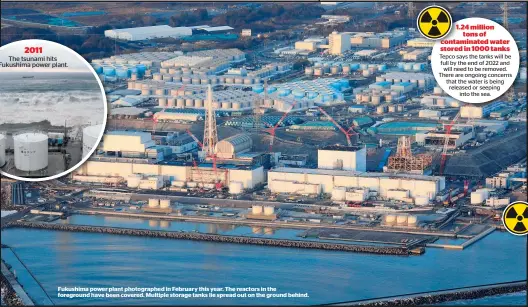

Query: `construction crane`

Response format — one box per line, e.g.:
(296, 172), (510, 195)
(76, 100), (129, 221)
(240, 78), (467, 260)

(268, 101), (297, 152)
(185, 129), (226, 190)
(318, 107), (357, 146)
(463, 180), (470, 197)
(439, 111), (461, 175)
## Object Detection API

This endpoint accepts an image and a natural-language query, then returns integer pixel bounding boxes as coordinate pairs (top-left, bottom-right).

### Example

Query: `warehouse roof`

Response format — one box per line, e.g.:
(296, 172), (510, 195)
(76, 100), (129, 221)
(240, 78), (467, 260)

(320, 145), (364, 152)
(202, 26), (234, 32)
(270, 167), (445, 181)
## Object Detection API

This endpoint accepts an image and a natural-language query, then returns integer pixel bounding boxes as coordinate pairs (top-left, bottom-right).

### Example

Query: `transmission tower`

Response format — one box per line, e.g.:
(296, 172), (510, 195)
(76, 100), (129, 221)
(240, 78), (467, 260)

(203, 85), (217, 157)
(503, 2), (509, 30)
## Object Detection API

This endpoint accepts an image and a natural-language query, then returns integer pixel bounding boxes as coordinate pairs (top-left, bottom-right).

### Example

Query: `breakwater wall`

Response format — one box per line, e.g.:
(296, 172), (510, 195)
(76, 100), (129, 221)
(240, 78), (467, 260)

(328, 281), (526, 306)
(4, 221), (410, 256)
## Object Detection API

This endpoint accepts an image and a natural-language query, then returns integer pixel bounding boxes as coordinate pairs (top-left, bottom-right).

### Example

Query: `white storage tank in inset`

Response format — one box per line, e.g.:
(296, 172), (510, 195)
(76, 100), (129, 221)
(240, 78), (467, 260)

(229, 181), (243, 194)
(159, 199), (171, 208)
(83, 124), (103, 158)
(263, 206), (275, 216)
(252, 205), (263, 215)
(14, 132), (48, 171)
(0, 134), (6, 167)
(148, 199), (160, 208)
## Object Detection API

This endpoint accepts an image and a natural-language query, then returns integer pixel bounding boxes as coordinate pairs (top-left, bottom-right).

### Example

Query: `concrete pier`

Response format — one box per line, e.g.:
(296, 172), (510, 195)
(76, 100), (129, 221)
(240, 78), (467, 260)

(327, 281), (526, 306)
(1, 261), (35, 306)
(4, 221), (411, 256)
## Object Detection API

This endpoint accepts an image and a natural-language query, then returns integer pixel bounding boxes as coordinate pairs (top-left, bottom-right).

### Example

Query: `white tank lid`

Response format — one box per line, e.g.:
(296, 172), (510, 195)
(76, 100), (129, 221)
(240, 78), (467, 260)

(84, 124), (104, 138)
(14, 132), (47, 142)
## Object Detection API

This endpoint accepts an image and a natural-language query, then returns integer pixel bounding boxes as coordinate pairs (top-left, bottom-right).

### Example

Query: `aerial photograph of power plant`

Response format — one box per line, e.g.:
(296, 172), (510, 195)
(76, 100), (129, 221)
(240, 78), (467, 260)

(0, 1), (526, 306)
(0, 41), (106, 180)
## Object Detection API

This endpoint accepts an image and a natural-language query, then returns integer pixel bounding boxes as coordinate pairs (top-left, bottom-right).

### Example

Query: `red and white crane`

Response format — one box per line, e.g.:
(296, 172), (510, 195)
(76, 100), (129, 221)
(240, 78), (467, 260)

(318, 107), (357, 146)
(185, 129), (226, 189)
(268, 101), (297, 152)
(439, 111), (461, 175)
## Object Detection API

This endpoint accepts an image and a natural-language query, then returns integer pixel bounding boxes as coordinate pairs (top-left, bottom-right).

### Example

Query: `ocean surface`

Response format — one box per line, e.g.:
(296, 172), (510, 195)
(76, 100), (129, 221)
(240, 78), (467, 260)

(0, 72), (105, 127)
(1, 215), (526, 306)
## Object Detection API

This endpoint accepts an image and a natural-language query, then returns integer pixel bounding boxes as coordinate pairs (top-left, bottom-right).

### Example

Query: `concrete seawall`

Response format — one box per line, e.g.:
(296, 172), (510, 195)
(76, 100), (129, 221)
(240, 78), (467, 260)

(328, 281), (527, 306)
(4, 221), (411, 256)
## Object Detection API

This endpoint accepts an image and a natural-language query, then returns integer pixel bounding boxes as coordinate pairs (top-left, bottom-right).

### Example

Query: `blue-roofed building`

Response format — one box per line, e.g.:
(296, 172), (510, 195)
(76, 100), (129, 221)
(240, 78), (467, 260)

(391, 81), (415, 93)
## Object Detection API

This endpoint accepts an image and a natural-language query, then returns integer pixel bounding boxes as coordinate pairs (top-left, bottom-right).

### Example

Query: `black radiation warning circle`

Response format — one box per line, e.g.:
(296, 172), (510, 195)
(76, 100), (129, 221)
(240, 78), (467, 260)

(417, 6), (452, 40)
(502, 201), (528, 236)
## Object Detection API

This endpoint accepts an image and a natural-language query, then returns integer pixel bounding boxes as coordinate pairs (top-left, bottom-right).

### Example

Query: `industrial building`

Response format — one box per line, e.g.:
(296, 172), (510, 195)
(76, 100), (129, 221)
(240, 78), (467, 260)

(460, 101), (505, 119)
(406, 38), (435, 48)
(415, 128), (474, 150)
(295, 37), (327, 52)
(317, 145), (366, 172)
(328, 31), (351, 55)
(268, 167), (445, 202)
(104, 25), (193, 41)
(349, 30), (407, 49)
(401, 49), (431, 61)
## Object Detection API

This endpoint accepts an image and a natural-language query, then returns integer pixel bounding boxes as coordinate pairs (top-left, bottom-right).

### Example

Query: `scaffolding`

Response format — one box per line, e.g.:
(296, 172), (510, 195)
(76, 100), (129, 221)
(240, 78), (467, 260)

(387, 136), (432, 173)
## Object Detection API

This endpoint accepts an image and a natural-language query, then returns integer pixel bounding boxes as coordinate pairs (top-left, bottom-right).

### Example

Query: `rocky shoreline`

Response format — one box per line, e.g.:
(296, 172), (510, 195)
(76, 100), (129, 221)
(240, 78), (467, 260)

(4, 221), (410, 255)
(0, 264), (24, 306)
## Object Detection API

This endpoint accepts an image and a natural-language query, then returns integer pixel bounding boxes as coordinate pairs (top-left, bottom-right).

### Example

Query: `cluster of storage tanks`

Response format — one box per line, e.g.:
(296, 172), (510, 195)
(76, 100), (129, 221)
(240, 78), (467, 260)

(396, 62), (427, 72)
(157, 90), (259, 111)
(354, 89), (406, 105)
(375, 72), (435, 89)
(383, 214), (418, 228)
(254, 78), (348, 102)
(305, 63), (387, 77)
(375, 103), (406, 114)
(92, 52), (181, 82)
(148, 198), (172, 209)
(251, 205), (275, 216)
(152, 71), (263, 86)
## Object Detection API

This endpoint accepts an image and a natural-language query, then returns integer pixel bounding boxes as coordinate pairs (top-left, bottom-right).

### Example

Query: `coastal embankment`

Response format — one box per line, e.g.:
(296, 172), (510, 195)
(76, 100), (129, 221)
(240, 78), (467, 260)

(3, 221), (411, 256)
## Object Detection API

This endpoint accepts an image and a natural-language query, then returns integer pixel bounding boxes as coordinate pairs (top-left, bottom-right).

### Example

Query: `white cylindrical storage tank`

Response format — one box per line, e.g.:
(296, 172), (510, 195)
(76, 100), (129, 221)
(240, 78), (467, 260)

(159, 97), (167, 107)
(194, 98), (204, 108)
(127, 174), (142, 188)
(252, 205), (263, 215)
(263, 206), (275, 216)
(414, 196), (429, 206)
(185, 98), (193, 107)
(229, 182), (243, 194)
(234, 77), (244, 84)
(331, 187), (346, 201)
(384, 215), (396, 226)
(396, 215), (408, 226)
(153, 73), (162, 80)
(141, 89), (151, 95)
(177, 98), (185, 107)
(407, 215), (418, 227)
(221, 102), (232, 109)
(232, 102), (241, 110)
(127, 81), (136, 89)
(14, 132), (48, 171)
(155, 88), (165, 96)
(159, 199), (171, 208)
(225, 77), (234, 84)
(167, 98), (176, 107)
(148, 199), (160, 208)
(83, 124), (103, 158)
(0, 134), (5, 167)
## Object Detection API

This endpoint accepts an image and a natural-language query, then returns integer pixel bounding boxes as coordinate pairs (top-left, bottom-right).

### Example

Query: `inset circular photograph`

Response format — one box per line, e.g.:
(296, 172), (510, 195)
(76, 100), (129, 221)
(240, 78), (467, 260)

(0, 39), (107, 181)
